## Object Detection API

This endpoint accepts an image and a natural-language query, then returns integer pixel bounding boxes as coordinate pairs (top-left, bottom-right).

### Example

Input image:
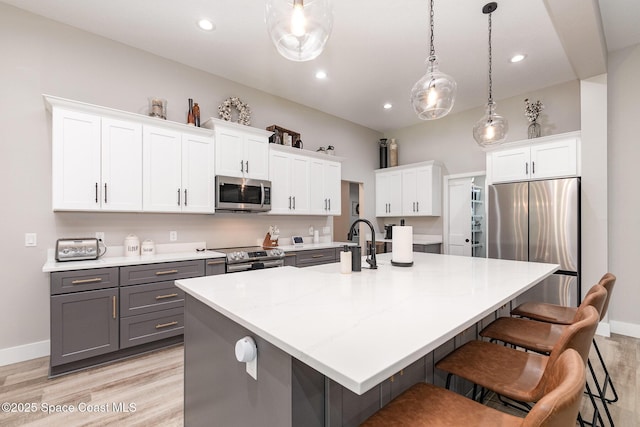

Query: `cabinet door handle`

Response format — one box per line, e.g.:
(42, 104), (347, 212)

(177, 188), (181, 206)
(289, 196), (292, 209)
(532, 161), (535, 174)
(293, 196), (296, 209)
(525, 162), (529, 175)
(155, 269), (179, 276)
(413, 202), (415, 212)
(328, 199), (331, 211)
(416, 201), (419, 212)
(156, 293), (179, 300)
(156, 321), (179, 329)
(104, 183), (108, 204)
(245, 161), (249, 173)
(184, 189), (188, 206)
(71, 277), (102, 285)
(240, 160), (244, 173)
(95, 182), (99, 203)
(325, 199), (327, 210)
(112, 296), (116, 319)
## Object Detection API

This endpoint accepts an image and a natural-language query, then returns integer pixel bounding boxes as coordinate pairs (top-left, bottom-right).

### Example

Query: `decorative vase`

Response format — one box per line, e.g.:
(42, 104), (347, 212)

(389, 138), (398, 167)
(379, 139), (388, 168)
(528, 121), (541, 139)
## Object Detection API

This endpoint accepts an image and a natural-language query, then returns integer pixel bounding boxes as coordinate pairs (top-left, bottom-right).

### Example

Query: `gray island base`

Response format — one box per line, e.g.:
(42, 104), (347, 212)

(178, 253), (558, 426)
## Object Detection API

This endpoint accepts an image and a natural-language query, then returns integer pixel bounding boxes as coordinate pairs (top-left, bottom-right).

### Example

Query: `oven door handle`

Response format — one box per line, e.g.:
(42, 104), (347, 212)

(261, 183), (265, 208)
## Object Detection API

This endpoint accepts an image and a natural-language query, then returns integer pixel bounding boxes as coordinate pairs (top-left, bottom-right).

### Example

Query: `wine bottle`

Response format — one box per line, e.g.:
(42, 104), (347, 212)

(187, 98), (195, 125)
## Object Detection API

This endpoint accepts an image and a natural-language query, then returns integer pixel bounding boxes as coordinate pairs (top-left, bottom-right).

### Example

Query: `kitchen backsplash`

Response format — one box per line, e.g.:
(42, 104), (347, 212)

(52, 211), (335, 250)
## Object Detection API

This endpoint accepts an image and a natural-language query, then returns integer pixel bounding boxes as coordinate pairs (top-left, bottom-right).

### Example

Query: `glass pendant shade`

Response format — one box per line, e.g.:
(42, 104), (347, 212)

(265, 0), (333, 62)
(410, 59), (457, 120)
(473, 102), (508, 147)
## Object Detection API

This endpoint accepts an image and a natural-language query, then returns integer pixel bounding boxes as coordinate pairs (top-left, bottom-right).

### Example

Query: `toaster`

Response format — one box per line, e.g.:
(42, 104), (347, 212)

(56, 238), (100, 262)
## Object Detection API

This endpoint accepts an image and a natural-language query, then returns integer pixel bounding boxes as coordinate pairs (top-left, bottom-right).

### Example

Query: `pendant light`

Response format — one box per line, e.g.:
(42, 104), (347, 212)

(265, 0), (333, 62)
(410, 0), (457, 120)
(473, 2), (508, 146)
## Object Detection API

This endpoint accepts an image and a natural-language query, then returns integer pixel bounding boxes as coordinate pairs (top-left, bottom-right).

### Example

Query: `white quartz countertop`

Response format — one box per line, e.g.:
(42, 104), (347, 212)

(42, 244), (225, 272)
(175, 252), (558, 395)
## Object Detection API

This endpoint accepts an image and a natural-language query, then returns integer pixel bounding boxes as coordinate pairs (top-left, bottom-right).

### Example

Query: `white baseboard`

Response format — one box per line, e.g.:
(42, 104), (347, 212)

(610, 320), (640, 339)
(595, 321), (611, 337)
(0, 340), (49, 367)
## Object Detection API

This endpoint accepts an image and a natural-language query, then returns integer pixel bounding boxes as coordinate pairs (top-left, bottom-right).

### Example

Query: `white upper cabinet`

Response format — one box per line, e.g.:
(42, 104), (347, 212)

(143, 126), (214, 213)
(205, 118), (271, 180)
(269, 149), (310, 214)
(269, 145), (343, 216)
(401, 164), (441, 216)
(46, 95), (215, 214)
(143, 126), (183, 212)
(375, 170), (402, 217)
(487, 132), (580, 184)
(51, 108), (143, 211)
(101, 118), (143, 211)
(309, 158), (342, 215)
(52, 108), (102, 211)
(376, 161), (442, 217)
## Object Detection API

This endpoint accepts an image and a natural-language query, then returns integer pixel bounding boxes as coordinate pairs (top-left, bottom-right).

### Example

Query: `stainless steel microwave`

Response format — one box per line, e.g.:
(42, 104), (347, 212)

(215, 176), (272, 212)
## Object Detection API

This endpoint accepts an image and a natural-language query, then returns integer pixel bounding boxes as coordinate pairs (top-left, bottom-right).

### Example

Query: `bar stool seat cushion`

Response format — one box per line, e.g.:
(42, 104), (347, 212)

(511, 302), (576, 325)
(360, 382), (523, 427)
(435, 340), (548, 403)
(480, 316), (566, 353)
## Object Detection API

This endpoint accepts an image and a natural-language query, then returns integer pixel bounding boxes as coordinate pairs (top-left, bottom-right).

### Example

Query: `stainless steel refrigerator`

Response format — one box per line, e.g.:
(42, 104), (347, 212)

(488, 178), (580, 307)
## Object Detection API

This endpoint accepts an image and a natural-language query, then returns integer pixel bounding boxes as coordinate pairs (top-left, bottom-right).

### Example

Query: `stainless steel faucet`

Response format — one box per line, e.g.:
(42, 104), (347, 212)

(347, 219), (377, 269)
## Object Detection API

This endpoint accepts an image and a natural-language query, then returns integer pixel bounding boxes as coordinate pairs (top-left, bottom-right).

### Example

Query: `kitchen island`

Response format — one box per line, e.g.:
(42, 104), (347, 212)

(176, 252), (558, 426)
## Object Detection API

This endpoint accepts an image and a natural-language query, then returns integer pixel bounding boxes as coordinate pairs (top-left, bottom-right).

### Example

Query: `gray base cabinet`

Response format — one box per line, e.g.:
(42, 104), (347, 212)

(413, 243), (441, 254)
(49, 259), (207, 375)
(50, 287), (118, 367)
(289, 248), (339, 267)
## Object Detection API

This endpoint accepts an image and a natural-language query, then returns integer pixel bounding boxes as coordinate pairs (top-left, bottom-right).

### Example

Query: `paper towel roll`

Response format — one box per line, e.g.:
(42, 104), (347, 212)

(340, 250), (352, 274)
(391, 226), (413, 267)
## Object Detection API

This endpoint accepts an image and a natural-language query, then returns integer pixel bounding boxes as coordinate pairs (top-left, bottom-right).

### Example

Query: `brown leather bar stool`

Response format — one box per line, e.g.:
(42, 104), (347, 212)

(434, 305), (599, 422)
(480, 284), (610, 426)
(511, 273), (618, 405)
(361, 349), (586, 427)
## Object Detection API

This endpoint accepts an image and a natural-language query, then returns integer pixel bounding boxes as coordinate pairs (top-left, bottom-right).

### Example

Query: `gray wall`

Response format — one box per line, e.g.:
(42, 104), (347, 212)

(608, 44), (640, 335)
(0, 3), (380, 358)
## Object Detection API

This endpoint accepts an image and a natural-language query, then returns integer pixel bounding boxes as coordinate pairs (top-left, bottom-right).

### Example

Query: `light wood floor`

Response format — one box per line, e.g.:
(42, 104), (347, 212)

(0, 334), (637, 426)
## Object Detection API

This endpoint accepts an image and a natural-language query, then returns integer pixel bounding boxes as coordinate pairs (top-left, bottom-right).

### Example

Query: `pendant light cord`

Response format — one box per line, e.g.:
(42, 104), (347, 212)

(428, 0), (436, 63)
(487, 12), (493, 104)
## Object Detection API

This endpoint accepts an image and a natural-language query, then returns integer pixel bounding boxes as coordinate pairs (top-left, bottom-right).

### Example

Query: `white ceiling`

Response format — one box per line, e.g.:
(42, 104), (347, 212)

(3, 0), (639, 132)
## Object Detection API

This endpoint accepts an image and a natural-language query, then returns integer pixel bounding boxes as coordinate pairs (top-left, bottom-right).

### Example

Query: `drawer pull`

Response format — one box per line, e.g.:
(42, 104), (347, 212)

(155, 293), (179, 300)
(71, 277), (103, 285)
(311, 254), (324, 258)
(156, 321), (179, 329)
(155, 269), (179, 276)
(112, 296), (116, 319)
(207, 261), (224, 265)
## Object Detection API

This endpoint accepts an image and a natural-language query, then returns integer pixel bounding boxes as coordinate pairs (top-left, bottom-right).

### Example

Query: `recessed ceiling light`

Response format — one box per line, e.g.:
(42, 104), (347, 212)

(315, 70), (327, 79)
(197, 19), (215, 31)
(510, 53), (526, 63)
(383, 103), (393, 110)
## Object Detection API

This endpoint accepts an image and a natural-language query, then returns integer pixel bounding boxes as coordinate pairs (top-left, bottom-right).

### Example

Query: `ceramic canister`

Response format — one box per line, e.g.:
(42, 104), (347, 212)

(141, 239), (155, 256)
(124, 234), (140, 257)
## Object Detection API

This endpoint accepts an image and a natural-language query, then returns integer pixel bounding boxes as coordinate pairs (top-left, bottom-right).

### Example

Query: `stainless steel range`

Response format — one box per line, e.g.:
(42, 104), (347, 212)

(215, 246), (285, 273)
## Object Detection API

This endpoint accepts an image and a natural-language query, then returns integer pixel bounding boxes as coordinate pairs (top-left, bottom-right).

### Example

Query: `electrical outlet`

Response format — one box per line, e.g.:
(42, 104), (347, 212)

(95, 232), (105, 241)
(25, 233), (37, 247)
(169, 231), (178, 241)
(308, 226), (314, 236)
(323, 227), (330, 235)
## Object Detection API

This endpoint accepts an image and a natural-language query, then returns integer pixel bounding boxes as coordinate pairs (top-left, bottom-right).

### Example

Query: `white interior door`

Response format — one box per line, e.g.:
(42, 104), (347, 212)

(447, 177), (472, 256)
